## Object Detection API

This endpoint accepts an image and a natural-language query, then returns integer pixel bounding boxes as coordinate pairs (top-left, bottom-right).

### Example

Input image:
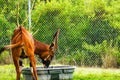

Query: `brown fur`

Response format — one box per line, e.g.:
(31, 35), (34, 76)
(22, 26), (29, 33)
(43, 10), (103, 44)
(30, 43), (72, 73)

(34, 29), (60, 67)
(0, 26), (60, 78)
(0, 26), (38, 80)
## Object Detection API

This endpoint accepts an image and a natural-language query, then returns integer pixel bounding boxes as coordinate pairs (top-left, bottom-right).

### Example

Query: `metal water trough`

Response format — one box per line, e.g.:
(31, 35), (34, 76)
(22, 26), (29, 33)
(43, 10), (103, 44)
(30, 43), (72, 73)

(22, 65), (75, 80)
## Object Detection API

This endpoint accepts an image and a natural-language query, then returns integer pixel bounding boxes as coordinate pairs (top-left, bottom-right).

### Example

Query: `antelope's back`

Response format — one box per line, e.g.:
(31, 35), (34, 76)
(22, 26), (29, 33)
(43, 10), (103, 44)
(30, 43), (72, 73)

(12, 26), (34, 51)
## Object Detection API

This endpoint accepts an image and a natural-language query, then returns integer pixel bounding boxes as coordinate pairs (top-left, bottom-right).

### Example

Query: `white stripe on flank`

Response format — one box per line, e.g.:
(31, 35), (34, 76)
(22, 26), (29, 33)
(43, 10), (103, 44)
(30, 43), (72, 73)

(30, 67), (33, 73)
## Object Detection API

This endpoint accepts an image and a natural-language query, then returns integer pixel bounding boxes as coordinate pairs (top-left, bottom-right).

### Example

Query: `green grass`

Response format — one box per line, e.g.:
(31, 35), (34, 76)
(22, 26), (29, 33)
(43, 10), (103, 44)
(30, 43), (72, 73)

(0, 65), (16, 80)
(1, 65), (120, 80)
(73, 67), (120, 80)
(0, 65), (24, 80)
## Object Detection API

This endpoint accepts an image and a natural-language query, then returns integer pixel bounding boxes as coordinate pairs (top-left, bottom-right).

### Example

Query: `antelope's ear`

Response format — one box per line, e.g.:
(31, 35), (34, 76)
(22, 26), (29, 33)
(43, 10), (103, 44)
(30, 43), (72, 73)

(49, 29), (60, 53)
(49, 42), (55, 52)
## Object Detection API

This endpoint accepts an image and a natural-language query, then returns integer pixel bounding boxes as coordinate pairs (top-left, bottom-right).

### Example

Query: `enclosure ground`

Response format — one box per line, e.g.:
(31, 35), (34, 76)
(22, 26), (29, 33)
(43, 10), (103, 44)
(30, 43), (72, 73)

(73, 67), (120, 80)
(0, 65), (120, 80)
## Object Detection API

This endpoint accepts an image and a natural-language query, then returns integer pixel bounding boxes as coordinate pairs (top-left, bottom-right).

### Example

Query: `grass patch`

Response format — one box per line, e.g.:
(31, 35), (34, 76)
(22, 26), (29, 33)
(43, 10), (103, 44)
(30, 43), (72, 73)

(0, 65), (24, 80)
(0, 65), (15, 80)
(0, 65), (120, 80)
(73, 67), (120, 80)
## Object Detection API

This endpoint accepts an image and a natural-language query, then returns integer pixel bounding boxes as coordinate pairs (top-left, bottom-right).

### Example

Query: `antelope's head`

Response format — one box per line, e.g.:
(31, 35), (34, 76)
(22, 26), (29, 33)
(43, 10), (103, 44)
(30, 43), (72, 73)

(42, 29), (60, 68)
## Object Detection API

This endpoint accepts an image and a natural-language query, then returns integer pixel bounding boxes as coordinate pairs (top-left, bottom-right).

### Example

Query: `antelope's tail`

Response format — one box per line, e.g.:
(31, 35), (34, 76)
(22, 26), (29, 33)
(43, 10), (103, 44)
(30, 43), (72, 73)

(0, 41), (23, 54)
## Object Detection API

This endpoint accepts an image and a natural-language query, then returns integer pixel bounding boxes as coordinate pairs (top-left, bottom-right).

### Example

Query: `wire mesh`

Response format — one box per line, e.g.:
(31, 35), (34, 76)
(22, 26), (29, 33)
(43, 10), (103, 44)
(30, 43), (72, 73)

(0, 0), (120, 68)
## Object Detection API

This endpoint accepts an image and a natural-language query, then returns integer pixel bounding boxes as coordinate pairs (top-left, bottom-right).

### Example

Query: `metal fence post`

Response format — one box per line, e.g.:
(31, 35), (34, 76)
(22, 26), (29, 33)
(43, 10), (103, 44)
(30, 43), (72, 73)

(28, 0), (31, 31)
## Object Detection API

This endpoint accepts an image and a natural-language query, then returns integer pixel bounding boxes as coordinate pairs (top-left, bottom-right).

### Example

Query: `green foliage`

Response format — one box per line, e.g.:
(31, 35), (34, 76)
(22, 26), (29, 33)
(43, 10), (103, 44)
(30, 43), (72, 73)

(0, 0), (120, 67)
(0, 51), (12, 64)
(82, 40), (120, 68)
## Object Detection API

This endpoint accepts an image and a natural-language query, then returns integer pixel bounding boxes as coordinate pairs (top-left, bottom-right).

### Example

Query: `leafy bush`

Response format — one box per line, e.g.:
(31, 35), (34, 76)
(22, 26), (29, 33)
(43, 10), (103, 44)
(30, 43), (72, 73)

(82, 40), (120, 68)
(0, 0), (120, 67)
(0, 51), (12, 64)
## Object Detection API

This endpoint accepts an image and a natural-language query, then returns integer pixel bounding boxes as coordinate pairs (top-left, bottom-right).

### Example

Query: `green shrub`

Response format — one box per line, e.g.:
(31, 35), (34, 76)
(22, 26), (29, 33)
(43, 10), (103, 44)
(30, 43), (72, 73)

(0, 51), (12, 64)
(82, 40), (120, 68)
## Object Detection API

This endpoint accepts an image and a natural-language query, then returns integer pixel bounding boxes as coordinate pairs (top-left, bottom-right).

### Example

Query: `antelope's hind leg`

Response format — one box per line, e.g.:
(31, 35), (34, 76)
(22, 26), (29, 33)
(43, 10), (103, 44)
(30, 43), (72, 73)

(29, 55), (38, 80)
(19, 58), (23, 72)
(12, 57), (21, 80)
(12, 49), (22, 80)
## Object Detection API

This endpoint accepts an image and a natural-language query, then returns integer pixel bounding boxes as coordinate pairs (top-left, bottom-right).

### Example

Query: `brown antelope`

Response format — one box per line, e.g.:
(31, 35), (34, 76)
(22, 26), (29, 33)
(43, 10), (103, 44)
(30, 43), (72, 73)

(34, 28), (60, 68)
(0, 26), (60, 79)
(0, 26), (38, 80)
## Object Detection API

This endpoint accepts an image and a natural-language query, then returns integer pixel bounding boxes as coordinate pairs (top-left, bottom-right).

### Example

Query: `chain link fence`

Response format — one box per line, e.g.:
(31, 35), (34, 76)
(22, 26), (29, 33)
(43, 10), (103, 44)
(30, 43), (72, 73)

(0, 0), (120, 68)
